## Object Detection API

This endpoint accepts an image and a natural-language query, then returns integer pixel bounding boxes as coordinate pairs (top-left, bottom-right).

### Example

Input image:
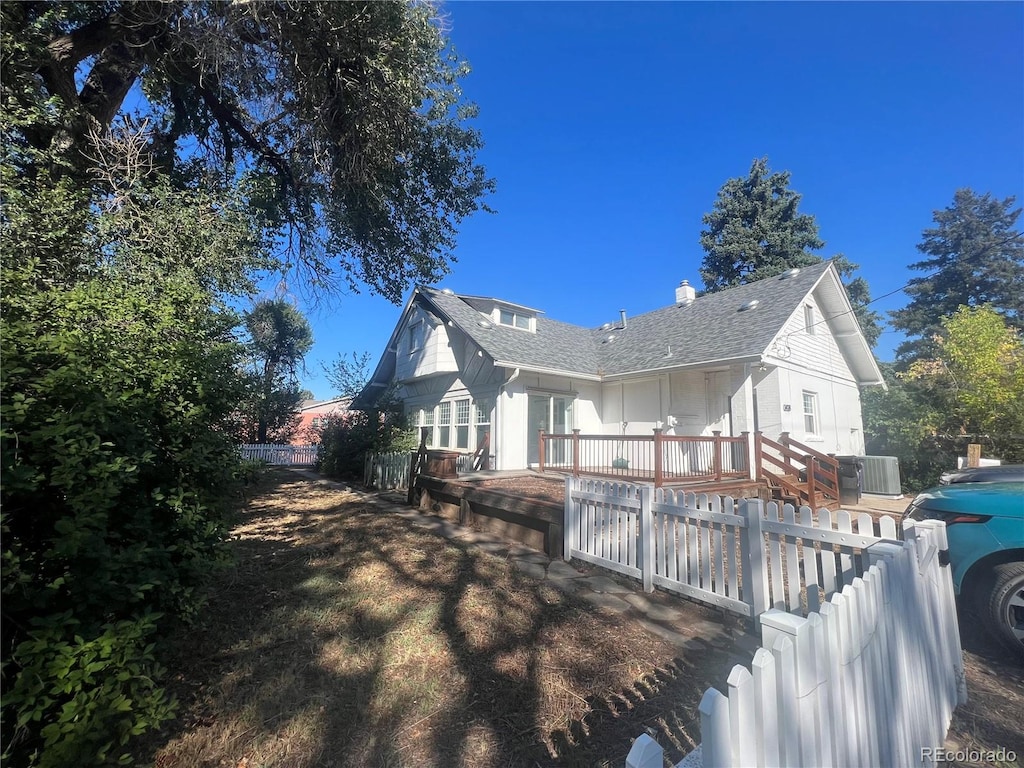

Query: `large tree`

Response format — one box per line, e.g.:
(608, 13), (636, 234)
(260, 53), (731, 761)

(890, 189), (1024, 363)
(906, 306), (1024, 463)
(699, 157), (824, 290)
(699, 157), (882, 346)
(2, 0), (493, 300)
(243, 299), (314, 443)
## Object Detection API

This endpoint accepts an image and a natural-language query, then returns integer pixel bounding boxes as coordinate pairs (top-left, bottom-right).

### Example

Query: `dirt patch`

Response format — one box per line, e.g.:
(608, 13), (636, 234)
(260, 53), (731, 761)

(134, 470), (741, 768)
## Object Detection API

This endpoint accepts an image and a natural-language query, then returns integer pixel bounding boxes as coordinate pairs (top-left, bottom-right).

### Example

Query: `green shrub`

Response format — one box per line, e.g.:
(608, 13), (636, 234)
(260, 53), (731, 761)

(316, 410), (416, 480)
(1, 262), (249, 763)
(3, 613), (174, 767)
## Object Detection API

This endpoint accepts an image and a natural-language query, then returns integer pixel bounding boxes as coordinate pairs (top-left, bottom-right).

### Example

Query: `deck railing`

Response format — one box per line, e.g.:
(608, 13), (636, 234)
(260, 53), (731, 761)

(754, 431), (840, 509)
(538, 429), (749, 487)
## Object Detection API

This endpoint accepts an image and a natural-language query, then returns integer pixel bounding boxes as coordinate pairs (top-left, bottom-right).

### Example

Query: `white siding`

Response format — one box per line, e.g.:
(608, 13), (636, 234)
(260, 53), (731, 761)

(601, 377), (667, 436)
(668, 370), (708, 436)
(495, 373), (602, 470)
(394, 307), (459, 381)
(773, 367), (866, 455)
(767, 295), (857, 383)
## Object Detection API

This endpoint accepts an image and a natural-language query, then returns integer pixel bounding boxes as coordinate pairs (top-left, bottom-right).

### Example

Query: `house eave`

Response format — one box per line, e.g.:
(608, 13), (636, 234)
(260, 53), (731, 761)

(492, 360), (602, 381)
(601, 354), (763, 380)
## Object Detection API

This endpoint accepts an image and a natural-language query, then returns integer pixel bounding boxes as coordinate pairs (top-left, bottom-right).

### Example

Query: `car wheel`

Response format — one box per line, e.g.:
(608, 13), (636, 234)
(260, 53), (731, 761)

(986, 562), (1024, 657)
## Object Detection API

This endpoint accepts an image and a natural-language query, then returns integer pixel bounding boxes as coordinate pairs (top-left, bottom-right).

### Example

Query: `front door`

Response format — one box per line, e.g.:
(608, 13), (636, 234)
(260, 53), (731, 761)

(527, 394), (574, 465)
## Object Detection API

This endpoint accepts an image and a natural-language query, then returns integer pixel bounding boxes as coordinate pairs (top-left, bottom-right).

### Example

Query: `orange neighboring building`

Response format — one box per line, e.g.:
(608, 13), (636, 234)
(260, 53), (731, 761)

(292, 397), (352, 444)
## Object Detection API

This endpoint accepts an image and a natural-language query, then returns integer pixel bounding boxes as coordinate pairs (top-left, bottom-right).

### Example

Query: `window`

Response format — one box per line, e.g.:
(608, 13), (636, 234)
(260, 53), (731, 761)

(802, 391), (819, 436)
(407, 320), (425, 353)
(804, 305), (816, 334)
(497, 308), (531, 330)
(455, 399), (470, 449)
(418, 407), (435, 446)
(474, 399), (492, 449)
(437, 401), (451, 447)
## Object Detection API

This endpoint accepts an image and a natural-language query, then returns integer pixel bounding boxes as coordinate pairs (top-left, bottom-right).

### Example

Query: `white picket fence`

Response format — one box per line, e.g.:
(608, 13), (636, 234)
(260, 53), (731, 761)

(362, 450), (482, 491)
(626, 519), (966, 768)
(563, 477), (895, 619)
(363, 451), (412, 490)
(239, 444), (319, 466)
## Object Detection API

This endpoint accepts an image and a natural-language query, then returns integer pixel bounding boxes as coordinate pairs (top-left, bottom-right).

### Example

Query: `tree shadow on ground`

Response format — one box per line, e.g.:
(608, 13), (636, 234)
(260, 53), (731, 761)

(134, 470), (745, 768)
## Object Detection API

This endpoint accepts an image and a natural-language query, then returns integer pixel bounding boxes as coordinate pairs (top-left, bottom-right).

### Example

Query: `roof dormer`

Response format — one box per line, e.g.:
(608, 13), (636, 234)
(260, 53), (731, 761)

(460, 295), (541, 333)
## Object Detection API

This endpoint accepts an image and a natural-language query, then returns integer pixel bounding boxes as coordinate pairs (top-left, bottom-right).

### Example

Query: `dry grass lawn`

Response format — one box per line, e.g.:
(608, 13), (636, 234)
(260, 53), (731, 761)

(134, 470), (742, 768)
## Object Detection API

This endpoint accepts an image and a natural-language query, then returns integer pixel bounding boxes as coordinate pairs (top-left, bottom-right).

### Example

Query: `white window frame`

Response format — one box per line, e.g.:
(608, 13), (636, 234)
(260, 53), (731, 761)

(802, 391), (819, 437)
(474, 399), (492, 450)
(496, 308), (533, 331)
(437, 401), (451, 448)
(418, 407), (435, 447)
(455, 398), (471, 450)
(407, 320), (425, 354)
(804, 305), (816, 334)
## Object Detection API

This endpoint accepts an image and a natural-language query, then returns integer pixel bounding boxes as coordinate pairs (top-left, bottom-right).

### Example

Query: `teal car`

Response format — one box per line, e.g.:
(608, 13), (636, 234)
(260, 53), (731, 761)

(905, 481), (1024, 655)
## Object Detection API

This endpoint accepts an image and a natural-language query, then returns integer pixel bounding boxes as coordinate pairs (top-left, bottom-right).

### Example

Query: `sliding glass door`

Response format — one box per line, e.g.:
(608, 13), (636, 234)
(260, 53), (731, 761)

(527, 393), (574, 465)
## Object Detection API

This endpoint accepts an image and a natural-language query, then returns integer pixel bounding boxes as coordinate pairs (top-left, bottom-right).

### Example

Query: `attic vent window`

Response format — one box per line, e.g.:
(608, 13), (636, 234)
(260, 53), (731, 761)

(477, 320), (492, 328)
(738, 299), (760, 312)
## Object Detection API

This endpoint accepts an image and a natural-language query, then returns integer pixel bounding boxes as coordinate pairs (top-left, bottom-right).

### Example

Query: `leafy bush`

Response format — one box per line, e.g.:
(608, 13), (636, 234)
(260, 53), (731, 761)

(3, 613), (175, 768)
(1, 260), (249, 764)
(316, 410), (416, 480)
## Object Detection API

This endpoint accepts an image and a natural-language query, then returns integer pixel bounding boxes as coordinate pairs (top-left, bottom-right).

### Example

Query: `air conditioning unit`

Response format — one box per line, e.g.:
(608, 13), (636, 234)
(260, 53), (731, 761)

(859, 455), (902, 498)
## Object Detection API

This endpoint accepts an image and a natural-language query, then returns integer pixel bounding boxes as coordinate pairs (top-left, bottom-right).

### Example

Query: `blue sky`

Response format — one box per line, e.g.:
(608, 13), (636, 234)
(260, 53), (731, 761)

(296, 1), (1024, 399)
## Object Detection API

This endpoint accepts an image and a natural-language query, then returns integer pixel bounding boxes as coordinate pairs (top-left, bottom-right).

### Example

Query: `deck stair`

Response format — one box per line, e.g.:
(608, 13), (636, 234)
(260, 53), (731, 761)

(754, 432), (841, 510)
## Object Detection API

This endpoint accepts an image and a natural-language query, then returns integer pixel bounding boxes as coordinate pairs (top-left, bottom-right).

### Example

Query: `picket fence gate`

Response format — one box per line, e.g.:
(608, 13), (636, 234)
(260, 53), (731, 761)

(563, 476), (896, 620)
(625, 519), (966, 768)
(240, 444), (319, 466)
(363, 451), (412, 490)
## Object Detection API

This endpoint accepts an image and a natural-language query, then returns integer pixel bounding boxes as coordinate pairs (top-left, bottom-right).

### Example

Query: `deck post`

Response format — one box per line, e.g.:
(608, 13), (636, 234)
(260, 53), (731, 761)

(712, 430), (723, 481)
(572, 428), (581, 477)
(805, 454), (817, 510)
(780, 431), (792, 472)
(754, 431), (764, 481)
(538, 429), (546, 473)
(652, 428), (664, 488)
(741, 431), (754, 480)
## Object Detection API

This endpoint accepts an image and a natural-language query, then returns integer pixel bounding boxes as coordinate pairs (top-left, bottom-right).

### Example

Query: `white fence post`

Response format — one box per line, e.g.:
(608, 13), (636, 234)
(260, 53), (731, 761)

(624, 734), (664, 768)
(563, 474), (574, 562)
(740, 498), (769, 621)
(699, 687), (733, 768)
(760, 609), (825, 766)
(639, 485), (654, 593)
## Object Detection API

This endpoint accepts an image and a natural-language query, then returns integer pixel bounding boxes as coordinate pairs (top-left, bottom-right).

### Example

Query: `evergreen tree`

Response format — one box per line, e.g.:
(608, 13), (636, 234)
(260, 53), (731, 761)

(699, 158), (824, 290)
(699, 158), (882, 346)
(890, 189), (1024, 363)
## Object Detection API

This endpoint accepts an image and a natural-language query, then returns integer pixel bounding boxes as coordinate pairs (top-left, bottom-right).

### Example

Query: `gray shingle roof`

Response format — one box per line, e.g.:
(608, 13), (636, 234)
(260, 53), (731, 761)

(593, 262), (834, 374)
(418, 261), (837, 377)
(420, 288), (602, 375)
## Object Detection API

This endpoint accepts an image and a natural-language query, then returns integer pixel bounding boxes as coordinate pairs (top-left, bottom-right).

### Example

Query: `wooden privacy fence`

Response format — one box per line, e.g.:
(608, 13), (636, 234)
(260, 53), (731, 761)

(240, 444), (319, 466)
(563, 476), (895, 620)
(542, 429), (749, 486)
(626, 519), (966, 768)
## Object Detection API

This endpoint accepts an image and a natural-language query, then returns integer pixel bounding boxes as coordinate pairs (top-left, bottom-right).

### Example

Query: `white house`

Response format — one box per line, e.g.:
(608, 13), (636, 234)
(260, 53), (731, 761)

(355, 261), (885, 474)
